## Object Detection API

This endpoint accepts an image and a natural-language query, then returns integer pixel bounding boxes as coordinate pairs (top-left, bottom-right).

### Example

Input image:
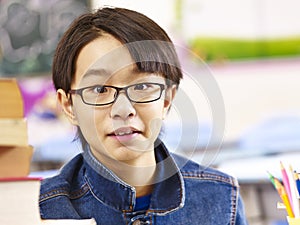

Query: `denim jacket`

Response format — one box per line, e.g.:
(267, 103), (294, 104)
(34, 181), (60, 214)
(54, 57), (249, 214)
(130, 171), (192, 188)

(39, 141), (248, 225)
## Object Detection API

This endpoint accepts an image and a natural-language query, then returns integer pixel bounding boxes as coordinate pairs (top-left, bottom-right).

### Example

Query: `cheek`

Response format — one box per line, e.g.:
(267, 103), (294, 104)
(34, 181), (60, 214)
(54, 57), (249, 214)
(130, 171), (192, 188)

(73, 104), (107, 143)
(139, 102), (165, 136)
(147, 118), (163, 140)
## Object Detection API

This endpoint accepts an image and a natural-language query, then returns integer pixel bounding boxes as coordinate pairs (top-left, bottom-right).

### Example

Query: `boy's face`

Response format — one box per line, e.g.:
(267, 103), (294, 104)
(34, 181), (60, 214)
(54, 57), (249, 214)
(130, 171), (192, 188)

(59, 34), (175, 167)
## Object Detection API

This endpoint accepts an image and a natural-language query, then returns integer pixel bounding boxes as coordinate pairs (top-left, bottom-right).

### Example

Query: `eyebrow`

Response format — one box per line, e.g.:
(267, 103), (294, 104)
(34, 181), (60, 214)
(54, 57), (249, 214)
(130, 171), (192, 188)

(82, 65), (143, 79)
(82, 68), (110, 79)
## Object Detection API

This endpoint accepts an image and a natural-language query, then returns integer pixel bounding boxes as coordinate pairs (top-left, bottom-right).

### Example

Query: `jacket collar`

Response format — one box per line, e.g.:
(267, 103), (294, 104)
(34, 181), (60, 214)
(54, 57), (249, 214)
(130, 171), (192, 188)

(82, 139), (185, 214)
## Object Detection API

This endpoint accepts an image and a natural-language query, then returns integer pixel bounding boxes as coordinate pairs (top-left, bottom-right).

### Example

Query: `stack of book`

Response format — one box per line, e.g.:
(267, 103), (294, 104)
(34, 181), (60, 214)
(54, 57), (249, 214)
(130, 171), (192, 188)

(0, 78), (33, 178)
(0, 78), (96, 225)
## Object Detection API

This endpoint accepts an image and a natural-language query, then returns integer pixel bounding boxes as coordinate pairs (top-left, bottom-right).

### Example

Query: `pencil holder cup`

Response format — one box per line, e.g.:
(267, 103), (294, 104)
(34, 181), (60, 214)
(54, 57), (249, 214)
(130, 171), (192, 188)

(287, 217), (300, 225)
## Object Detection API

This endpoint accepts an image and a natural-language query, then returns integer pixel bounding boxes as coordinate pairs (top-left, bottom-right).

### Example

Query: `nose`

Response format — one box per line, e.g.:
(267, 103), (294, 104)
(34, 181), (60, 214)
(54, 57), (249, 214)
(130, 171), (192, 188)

(110, 92), (136, 120)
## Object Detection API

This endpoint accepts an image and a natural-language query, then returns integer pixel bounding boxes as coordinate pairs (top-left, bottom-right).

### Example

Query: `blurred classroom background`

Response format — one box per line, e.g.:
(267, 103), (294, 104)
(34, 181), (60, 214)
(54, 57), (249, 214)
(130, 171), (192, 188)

(1, 0), (300, 224)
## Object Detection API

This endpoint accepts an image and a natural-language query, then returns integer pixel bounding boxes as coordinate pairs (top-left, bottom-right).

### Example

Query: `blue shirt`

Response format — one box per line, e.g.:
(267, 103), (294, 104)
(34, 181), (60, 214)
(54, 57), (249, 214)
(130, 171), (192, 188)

(135, 194), (151, 211)
(39, 140), (248, 225)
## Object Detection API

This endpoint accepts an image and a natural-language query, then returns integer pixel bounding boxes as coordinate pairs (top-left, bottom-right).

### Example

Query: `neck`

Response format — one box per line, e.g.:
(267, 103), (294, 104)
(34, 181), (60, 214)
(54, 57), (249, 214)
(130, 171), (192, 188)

(135, 184), (154, 197)
(121, 164), (156, 197)
(115, 160), (156, 197)
(92, 150), (157, 197)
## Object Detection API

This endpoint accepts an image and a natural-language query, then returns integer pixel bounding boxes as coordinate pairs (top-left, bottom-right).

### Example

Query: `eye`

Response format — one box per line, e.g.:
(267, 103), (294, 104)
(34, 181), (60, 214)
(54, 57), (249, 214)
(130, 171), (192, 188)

(93, 85), (108, 94)
(134, 83), (150, 91)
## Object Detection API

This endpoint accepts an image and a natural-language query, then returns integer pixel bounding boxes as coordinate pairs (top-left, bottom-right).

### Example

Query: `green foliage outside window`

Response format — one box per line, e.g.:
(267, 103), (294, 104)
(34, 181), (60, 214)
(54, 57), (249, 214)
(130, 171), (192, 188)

(189, 36), (300, 62)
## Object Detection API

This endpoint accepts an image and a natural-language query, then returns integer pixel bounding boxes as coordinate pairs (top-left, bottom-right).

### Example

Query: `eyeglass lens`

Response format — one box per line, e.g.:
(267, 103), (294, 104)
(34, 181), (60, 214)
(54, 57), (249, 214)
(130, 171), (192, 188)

(81, 83), (163, 105)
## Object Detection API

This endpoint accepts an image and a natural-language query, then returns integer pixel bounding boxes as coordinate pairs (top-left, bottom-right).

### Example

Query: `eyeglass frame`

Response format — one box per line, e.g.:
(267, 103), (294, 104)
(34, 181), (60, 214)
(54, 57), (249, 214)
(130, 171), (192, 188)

(68, 82), (166, 106)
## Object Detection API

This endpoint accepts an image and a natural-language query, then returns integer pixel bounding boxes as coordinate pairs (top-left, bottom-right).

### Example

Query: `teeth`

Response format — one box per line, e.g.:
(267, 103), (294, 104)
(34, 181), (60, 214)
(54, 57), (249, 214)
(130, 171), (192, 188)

(115, 130), (133, 136)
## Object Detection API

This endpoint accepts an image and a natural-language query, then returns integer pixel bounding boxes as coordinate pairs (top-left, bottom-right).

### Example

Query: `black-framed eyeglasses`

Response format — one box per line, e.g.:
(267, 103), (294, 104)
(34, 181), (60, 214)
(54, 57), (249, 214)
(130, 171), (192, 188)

(69, 82), (166, 106)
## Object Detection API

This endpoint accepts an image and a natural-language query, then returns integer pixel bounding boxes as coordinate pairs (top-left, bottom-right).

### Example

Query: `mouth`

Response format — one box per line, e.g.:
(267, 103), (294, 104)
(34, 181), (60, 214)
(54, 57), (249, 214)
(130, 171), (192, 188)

(108, 127), (142, 138)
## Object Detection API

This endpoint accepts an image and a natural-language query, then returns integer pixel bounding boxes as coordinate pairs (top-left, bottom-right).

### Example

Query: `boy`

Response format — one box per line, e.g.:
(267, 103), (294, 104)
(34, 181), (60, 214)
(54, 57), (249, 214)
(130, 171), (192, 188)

(39, 7), (248, 225)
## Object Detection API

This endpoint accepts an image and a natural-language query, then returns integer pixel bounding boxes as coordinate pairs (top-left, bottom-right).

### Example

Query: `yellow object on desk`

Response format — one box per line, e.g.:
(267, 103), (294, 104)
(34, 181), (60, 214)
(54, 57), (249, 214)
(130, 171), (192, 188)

(287, 216), (300, 225)
(274, 178), (294, 218)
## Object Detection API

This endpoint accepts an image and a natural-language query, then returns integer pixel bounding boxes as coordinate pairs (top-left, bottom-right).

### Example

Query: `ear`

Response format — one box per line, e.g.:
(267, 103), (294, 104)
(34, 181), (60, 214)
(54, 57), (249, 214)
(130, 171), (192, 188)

(162, 85), (177, 119)
(57, 89), (78, 125)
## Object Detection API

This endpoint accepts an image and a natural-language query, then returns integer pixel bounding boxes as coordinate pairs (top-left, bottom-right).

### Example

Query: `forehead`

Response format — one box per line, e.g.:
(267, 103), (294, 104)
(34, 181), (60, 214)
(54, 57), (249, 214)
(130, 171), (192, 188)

(74, 34), (134, 86)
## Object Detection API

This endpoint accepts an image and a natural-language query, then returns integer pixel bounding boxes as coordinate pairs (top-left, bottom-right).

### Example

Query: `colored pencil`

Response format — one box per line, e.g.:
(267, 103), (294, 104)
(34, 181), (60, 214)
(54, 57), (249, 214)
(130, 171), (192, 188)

(280, 161), (293, 209)
(274, 178), (294, 218)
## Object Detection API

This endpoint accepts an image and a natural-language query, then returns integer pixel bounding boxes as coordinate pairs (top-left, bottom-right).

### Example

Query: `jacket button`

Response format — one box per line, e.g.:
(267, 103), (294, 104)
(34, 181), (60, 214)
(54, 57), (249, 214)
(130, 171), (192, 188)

(132, 220), (141, 225)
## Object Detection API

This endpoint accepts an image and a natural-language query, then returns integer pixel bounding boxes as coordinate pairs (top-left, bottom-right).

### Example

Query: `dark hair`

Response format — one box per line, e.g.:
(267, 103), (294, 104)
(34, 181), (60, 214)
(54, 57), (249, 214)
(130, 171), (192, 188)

(52, 7), (183, 149)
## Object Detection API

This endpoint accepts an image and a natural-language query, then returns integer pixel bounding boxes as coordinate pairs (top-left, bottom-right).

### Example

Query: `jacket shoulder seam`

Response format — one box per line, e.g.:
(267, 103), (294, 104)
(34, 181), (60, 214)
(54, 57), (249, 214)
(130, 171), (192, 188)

(181, 171), (238, 187)
(39, 183), (90, 203)
(39, 187), (70, 203)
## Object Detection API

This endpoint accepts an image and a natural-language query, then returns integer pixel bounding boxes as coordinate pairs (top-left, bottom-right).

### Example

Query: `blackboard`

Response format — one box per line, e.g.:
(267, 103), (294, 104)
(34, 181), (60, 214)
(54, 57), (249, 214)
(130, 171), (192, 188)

(0, 0), (89, 76)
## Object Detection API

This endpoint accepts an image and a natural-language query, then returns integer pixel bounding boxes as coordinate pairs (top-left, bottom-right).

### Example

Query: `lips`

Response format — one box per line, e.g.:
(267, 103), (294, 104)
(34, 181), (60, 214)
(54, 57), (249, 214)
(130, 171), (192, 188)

(108, 127), (141, 137)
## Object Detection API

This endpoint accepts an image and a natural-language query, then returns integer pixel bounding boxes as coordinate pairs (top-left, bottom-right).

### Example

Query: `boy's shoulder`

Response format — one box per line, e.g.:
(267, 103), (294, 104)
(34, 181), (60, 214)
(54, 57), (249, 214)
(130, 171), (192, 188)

(171, 152), (239, 187)
(40, 154), (84, 200)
